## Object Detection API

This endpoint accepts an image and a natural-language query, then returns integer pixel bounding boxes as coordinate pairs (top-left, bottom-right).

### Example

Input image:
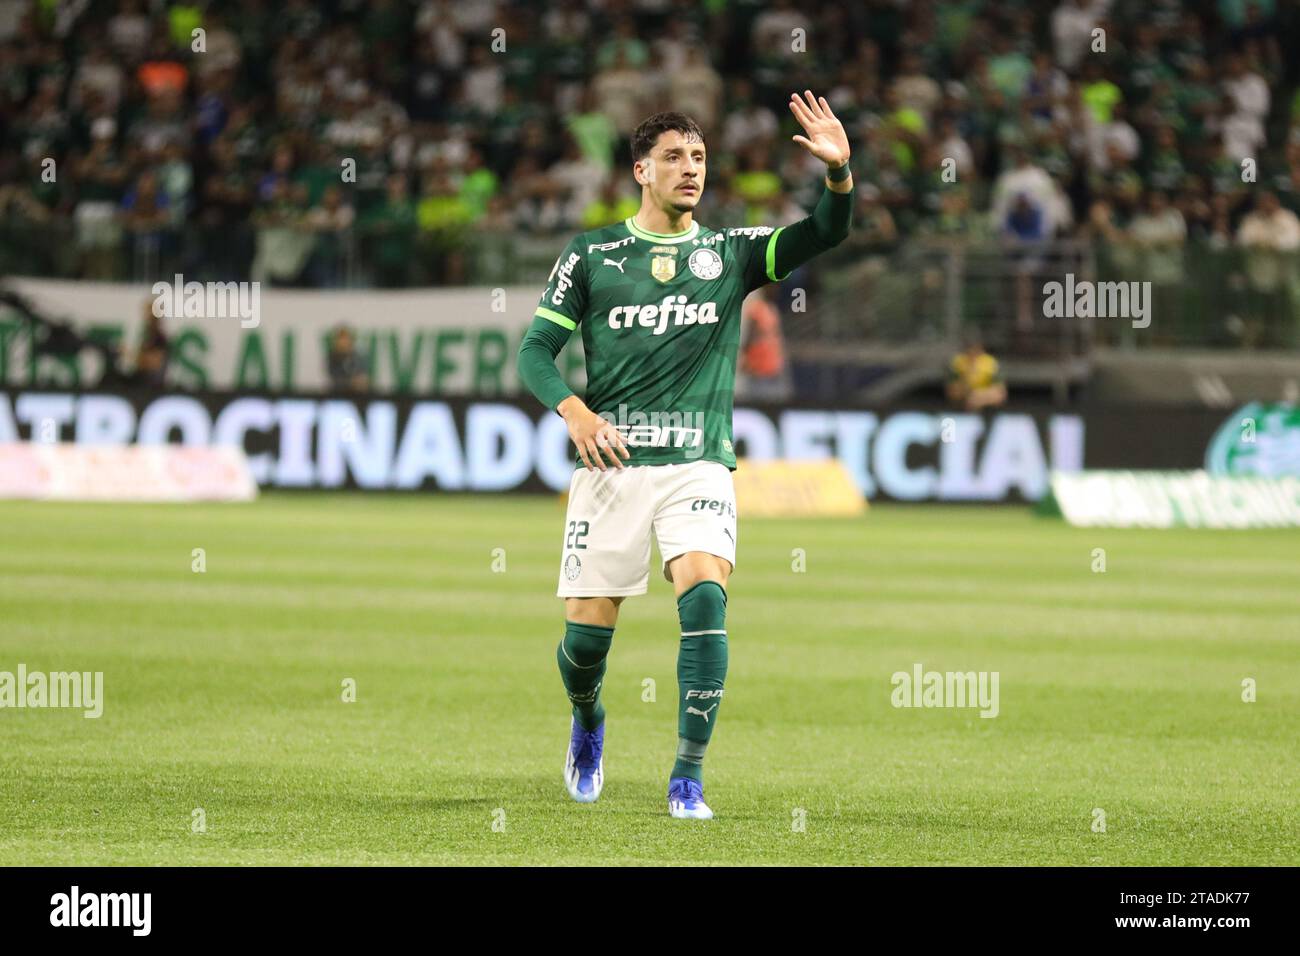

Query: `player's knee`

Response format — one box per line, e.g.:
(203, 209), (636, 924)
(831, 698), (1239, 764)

(677, 582), (728, 681)
(559, 621), (614, 668)
(669, 552), (731, 593)
(564, 596), (622, 627)
(677, 580), (727, 633)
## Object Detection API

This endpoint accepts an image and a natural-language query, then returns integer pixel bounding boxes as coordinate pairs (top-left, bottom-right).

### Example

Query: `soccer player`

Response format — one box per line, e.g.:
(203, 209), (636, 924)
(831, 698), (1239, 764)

(517, 91), (853, 819)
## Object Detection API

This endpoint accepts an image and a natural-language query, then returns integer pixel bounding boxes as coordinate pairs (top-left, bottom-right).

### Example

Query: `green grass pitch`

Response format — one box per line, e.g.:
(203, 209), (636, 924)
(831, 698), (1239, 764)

(0, 494), (1296, 866)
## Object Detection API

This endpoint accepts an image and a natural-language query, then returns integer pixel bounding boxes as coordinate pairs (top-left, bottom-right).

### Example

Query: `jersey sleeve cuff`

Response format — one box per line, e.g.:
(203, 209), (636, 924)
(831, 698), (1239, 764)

(765, 226), (791, 282)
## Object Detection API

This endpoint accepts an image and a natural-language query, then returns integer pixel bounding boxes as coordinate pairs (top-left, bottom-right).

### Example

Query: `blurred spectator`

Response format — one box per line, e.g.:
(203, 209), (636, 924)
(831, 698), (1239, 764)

(417, 165), (471, 283)
(934, 117), (975, 181)
(592, 47), (644, 140)
(1090, 102), (1140, 171)
(946, 328), (1007, 411)
(722, 79), (778, 155)
(1130, 191), (1188, 340)
(70, 46), (125, 114)
(566, 86), (617, 175)
(250, 179), (314, 286)
(582, 177), (638, 230)
(0, 0), (1292, 342)
(361, 173), (417, 288)
(1236, 191), (1300, 347)
(133, 300), (169, 388)
(669, 48), (723, 132)
(1129, 191), (1187, 277)
(1222, 52), (1269, 122)
(327, 324), (369, 393)
(71, 118), (128, 278)
(545, 137), (601, 229)
(128, 88), (189, 160)
(192, 10), (243, 81)
(1052, 0), (1104, 73)
(304, 185), (355, 287)
(892, 52), (942, 122)
(1079, 60), (1123, 126)
(596, 17), (649, 71)
(1216, 91), (1266, 164)
(136, 35), (189, 99)
(120, 169), (170, 254)
(737, 286), (790, 402)
(734, 145), (783, 224)
(750, 0), (809, 91)
(107, 0), (151, 62)
(991, 146), (1059, 236)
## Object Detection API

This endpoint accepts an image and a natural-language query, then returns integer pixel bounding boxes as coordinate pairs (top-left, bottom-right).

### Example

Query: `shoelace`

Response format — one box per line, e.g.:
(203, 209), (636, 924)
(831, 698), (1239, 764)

(669, 780), (700, 804)
(574, 730), (602, 770)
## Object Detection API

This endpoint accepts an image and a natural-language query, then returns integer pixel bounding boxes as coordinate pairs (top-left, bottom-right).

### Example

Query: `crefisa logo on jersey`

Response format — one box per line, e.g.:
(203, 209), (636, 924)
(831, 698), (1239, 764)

(687, 248), (723, 280)
(606, 296), (719, 335)
(549, 252), (581, 306)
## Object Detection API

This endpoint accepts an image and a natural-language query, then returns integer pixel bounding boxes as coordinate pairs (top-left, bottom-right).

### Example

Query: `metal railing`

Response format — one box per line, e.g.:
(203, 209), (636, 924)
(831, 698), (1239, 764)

(2, 219), (1296, 356)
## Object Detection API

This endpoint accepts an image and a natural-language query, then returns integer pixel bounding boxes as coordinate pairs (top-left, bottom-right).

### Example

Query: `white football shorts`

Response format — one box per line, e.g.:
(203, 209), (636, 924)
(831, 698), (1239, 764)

(556, 460), (737, 597)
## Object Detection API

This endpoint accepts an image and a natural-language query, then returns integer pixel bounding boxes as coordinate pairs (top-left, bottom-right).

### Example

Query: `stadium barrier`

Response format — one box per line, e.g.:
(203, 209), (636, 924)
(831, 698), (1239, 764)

(1, 278), (574, 394)
(4, 388), (1292, 502)
(0, 442), (256, 502)
(1042, 471), (1300, 528)
(732, 459), (866, 517)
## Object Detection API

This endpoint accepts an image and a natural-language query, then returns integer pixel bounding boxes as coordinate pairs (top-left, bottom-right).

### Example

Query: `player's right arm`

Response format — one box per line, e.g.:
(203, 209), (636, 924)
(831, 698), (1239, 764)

(735, 92), (854, 292)
(517, 238), (629, 471)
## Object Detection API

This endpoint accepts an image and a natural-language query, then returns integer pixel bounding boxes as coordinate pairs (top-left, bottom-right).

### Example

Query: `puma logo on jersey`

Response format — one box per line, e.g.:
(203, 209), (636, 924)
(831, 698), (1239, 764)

(603, 257), (627, 273)
(607, 295), (719, 335)
(685, 703), (718, 722)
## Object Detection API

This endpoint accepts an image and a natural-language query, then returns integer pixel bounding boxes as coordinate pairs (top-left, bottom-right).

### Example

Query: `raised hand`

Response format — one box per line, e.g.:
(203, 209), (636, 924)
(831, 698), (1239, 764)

(788, 90), (851, 168)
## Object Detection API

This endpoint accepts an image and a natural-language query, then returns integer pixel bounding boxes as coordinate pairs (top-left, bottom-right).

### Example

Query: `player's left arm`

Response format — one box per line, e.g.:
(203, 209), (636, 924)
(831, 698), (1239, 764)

(749, 91), (854, 289)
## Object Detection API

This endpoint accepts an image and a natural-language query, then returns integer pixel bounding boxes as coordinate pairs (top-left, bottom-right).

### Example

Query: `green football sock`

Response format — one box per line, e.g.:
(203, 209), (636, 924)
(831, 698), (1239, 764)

(557, 621), (614, 731)
(673, 581), (729, 783)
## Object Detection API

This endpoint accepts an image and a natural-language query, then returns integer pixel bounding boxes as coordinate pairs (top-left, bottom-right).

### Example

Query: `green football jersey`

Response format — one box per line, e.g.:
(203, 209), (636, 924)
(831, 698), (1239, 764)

(534, 216), (791, 469)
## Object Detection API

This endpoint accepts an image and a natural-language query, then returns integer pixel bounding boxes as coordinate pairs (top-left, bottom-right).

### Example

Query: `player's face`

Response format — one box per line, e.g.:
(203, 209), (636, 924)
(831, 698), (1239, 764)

(638, 130), (706, 213)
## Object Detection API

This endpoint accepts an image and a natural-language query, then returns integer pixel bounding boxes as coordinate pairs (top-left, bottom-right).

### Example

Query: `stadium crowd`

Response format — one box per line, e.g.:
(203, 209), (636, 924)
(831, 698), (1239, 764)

(0, 0), (1298, 340)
